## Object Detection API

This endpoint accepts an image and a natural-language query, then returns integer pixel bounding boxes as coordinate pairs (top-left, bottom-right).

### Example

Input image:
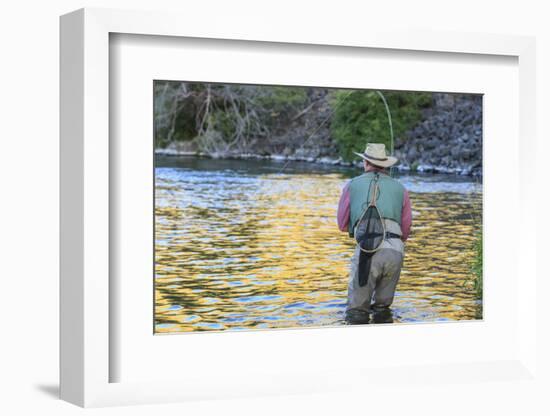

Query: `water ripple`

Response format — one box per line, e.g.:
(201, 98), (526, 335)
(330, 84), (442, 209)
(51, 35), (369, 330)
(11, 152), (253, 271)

(155, 157), (482, 333)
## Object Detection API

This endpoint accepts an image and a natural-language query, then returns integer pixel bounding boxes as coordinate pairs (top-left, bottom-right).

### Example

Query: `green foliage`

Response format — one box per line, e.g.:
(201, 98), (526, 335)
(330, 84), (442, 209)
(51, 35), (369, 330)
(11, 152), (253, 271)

(471, 229), (483, 300)
(255, 86), (308, 113)
(209, 109), (236, 139)
(154, 81), (434, 160)
(253, 86), (309, 134)
(154, 82), (310, 151)
(329, 90), (432, 161)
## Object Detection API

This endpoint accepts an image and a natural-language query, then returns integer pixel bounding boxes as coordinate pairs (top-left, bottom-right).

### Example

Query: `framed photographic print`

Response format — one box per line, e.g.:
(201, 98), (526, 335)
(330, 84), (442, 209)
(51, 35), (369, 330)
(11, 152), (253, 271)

(60, 7), (537, 407)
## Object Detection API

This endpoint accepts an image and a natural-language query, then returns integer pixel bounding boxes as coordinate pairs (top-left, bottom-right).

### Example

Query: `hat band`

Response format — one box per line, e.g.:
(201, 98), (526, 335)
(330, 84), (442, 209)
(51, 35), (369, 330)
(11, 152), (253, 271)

(365, 153), (388, 161)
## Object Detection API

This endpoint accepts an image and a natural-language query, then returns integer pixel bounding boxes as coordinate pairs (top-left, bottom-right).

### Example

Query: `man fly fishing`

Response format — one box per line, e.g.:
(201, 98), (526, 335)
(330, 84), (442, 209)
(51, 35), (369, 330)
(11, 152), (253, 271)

(337, 143), (412, 324)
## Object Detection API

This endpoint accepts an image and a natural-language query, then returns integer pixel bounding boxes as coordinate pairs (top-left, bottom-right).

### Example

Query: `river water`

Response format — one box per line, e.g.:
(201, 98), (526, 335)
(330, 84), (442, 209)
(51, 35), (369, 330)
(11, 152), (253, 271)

(155, 156), (482, 333)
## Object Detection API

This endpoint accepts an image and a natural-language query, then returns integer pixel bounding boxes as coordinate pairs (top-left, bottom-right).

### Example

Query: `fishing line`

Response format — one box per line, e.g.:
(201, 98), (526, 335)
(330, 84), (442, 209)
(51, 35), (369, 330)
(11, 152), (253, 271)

(276, 90), (395, 176)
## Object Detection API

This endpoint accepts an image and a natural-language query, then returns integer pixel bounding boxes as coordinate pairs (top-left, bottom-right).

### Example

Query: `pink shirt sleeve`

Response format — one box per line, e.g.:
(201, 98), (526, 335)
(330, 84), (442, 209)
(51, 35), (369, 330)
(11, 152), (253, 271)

(401, 189), (412, 241)
(337, 182), (351, 232)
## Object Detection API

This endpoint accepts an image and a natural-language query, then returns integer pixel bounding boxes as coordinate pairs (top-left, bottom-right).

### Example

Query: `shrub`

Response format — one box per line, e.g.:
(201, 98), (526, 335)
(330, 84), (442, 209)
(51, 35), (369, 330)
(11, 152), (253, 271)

(471, 229), (483, 300)
(154, 82), (310, 152)
(329, 90), (432, 161)
(154, 81), (200, 147)
(254, 86), (308, 113)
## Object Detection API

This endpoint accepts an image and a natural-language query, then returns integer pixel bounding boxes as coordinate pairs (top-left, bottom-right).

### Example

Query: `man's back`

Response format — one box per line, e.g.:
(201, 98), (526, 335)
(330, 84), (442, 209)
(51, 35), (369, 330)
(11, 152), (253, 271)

(337, 170), (411, 241)
(348, 171), (406, 237)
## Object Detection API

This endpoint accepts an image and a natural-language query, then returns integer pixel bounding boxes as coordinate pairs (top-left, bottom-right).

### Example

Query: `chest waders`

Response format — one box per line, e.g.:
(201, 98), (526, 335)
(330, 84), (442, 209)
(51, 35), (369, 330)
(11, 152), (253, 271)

(354, 173), (386, 287)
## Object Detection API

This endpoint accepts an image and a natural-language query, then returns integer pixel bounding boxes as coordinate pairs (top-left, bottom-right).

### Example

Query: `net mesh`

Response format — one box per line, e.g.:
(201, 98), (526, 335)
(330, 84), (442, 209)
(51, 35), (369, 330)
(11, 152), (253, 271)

(353, 176), (385, 287)
(355, 205), (385, 253)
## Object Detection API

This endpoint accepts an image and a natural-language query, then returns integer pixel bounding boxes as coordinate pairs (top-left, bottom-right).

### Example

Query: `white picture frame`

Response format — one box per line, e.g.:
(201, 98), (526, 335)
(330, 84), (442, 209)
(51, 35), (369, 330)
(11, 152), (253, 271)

(60, 7), (537, 408)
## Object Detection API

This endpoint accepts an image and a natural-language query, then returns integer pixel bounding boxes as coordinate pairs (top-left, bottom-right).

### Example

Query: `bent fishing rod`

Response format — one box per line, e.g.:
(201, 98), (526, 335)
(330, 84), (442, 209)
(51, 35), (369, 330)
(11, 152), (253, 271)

(276, 90), (395, 176)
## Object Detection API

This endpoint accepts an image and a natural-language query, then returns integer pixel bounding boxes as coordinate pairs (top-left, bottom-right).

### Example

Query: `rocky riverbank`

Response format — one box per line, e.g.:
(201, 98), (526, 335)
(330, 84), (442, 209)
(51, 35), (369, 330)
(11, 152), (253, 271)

(157, 92), (482, 176)
(394, 93), (482, 176)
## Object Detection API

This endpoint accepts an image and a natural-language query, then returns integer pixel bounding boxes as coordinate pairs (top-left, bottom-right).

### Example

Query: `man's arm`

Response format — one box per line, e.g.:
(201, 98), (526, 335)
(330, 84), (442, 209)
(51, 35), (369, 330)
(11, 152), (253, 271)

(401, 189), (412, 241)
(337, 182), (350, 232)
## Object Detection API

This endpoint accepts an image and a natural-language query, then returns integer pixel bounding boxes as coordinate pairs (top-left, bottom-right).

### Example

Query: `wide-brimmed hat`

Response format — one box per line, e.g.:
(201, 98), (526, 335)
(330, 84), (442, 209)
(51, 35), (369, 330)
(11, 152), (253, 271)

(353, 143), (398, 168)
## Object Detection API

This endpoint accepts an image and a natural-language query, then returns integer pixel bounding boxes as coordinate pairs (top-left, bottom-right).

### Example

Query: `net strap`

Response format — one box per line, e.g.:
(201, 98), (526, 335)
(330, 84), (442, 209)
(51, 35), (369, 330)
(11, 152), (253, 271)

(368, 172), (380, 207)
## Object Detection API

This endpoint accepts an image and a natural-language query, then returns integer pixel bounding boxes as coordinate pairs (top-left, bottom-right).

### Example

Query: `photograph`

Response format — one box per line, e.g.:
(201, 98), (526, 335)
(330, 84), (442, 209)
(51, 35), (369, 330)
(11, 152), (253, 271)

(153, 81), (483, 333)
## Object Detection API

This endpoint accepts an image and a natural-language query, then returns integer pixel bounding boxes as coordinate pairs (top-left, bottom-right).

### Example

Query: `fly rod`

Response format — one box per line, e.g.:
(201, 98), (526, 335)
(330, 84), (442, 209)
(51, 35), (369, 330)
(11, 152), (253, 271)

(277, 90), (394, 175)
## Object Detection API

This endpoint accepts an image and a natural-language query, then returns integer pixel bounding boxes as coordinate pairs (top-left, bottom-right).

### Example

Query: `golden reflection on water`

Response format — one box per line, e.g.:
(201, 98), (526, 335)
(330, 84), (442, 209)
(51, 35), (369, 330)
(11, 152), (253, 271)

(155, 161), (482, 333)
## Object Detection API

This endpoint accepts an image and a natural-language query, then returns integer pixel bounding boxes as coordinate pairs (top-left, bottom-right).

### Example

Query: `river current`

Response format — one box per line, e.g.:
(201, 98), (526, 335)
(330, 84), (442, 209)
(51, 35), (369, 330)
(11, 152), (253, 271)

(154, 156), (482, 333)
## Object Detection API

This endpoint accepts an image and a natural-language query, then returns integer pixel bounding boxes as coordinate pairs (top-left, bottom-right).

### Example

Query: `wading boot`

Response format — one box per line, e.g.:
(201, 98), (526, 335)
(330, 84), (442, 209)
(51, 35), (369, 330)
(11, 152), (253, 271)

(345, 308), (370, 324)
(371, 306), (394, 324)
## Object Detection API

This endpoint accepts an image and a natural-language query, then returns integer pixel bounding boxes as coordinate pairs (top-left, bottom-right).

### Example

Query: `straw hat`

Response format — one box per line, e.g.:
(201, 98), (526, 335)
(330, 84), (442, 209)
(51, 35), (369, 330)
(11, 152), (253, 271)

(353, 143), (398, 168)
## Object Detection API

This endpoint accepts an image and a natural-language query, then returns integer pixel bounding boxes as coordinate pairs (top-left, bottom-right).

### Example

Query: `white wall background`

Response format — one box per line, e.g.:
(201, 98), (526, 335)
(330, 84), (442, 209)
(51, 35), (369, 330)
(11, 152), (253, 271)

(0, 0), (548, 414)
